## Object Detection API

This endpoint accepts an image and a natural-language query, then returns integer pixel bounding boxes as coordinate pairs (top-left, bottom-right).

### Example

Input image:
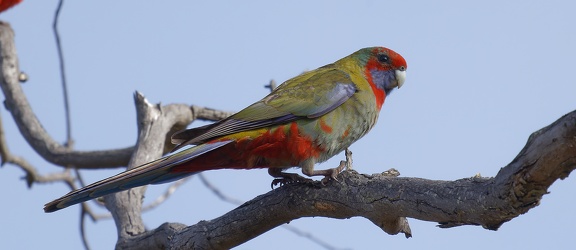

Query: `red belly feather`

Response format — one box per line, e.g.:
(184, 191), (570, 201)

(172, 122), (322, 172)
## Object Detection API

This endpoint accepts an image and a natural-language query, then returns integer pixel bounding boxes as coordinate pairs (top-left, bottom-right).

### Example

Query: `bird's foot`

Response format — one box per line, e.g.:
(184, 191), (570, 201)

(269, 168), (311, 189)
(270, 174), (311, 188)
(319, 160), (347, 185)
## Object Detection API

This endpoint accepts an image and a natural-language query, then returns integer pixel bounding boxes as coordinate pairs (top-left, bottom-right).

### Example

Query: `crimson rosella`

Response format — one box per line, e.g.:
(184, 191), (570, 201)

(44, 47), (407, 212)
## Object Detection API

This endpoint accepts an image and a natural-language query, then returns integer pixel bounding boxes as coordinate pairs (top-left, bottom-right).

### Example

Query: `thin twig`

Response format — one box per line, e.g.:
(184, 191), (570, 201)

(79, 209), (91, 250)
(198, 173), (243, 205)
(53, 2), (93, 248)
(1, 22), (135, 170)
(264, 79), (277, 91)
(53, 0), (73, 148)
(0, 112), (77, 186)
(142, 177), (191, 211)
(75, 168), (92, 250)
(74, 168), (88, 189)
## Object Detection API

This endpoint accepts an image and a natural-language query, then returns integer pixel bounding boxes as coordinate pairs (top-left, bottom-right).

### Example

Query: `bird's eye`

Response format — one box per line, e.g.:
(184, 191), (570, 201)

(377, 54), (390, 63)
(399, 66), (406, 71)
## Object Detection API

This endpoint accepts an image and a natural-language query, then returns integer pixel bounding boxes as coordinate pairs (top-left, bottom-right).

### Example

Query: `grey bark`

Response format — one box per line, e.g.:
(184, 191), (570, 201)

(115, 109), (575, 250)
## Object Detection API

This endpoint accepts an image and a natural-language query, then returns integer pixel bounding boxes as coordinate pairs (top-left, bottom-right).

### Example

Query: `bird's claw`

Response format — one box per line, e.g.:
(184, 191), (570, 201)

(320, 176), (337, 185)
(270, 174), (311, 189)
(320, 167), (342, 185)
(271, 178), (289, 188)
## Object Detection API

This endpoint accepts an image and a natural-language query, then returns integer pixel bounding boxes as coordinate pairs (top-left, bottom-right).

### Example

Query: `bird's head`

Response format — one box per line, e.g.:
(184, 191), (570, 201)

(360, 47), (407, 96)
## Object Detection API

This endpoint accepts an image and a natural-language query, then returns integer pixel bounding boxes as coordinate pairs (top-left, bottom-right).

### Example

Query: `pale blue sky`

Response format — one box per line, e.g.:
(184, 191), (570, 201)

(1, 1), (575, 249)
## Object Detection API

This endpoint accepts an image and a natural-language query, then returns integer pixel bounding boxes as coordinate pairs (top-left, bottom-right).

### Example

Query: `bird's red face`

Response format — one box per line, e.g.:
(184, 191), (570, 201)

(363, 47), (407, 108)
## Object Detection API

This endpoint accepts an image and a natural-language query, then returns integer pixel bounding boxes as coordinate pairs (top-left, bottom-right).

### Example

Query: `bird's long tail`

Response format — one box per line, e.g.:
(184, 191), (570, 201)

(43, 140), (232, 213)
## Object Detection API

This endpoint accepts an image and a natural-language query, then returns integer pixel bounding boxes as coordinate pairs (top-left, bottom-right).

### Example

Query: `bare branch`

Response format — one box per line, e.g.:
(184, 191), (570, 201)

(198, 173), (350, 250)
(103, 92), (203, 243)
(0, 21), (133, 168)
(114, 110), (575, 249)
(0, 109), (77, 187)
(190, 105), (233, 121)
(0, 22), (232, 170)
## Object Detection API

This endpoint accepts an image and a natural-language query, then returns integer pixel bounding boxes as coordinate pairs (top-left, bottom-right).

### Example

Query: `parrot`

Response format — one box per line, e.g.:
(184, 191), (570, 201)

(44, 46), (407, 213)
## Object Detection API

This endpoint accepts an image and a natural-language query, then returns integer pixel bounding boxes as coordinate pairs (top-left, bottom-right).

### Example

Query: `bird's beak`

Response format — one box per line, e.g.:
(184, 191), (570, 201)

(395, 69), (406, 89)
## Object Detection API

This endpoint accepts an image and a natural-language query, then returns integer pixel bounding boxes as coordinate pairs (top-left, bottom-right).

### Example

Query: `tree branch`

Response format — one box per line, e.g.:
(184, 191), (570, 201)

(0, 21), (132, 169)
(0, 21), (232, 170)
(115, 110), (575, 249)
(104, 90), (227, 244)
(197, 172), (352, 250)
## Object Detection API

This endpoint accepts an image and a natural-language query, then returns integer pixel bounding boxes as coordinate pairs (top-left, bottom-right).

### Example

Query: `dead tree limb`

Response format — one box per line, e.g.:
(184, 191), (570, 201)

(114, 109), (574, 249)
(0, 22), (231, 170)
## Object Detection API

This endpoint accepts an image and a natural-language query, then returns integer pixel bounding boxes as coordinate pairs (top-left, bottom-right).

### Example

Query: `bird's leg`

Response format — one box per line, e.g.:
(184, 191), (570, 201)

(268, 168), (311, 188)
(301, 159), (347, 185)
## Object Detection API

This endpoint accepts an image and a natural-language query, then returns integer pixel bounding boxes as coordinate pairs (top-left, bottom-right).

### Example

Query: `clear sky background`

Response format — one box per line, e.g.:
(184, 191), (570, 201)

(1, 1), (575, 249)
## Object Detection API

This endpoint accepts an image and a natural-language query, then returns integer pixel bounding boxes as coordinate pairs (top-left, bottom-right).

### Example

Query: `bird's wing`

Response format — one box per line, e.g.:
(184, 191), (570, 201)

(170, 68), (357, 151)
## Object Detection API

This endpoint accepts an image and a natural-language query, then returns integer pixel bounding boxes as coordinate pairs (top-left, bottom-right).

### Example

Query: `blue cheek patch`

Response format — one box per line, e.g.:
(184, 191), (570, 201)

(370, 70), (397, 95)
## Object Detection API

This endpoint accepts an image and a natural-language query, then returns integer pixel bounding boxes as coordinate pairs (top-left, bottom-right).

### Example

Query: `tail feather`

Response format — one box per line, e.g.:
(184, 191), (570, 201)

(44, 140), (232, 213)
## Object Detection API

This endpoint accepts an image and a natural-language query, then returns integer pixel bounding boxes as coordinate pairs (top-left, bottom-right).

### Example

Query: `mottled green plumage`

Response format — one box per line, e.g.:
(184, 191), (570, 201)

(171, 46), (407, 178)
(44, 47), (407, 212)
